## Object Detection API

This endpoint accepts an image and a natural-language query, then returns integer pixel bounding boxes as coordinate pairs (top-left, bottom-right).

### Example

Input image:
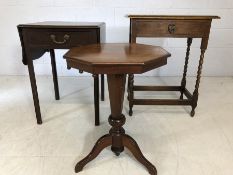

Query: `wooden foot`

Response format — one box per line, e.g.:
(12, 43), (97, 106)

(67, 65), (71, 70)
(129, 107), (133, 116)
(123, 135), (157, 175)
(111, 146), (124, 156)
(190, 108), (195, 117)
(75, 134), (112, 173)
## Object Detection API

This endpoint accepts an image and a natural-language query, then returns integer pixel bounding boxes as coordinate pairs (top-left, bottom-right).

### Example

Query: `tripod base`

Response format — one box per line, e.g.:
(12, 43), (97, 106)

(75, 134), (157, 175)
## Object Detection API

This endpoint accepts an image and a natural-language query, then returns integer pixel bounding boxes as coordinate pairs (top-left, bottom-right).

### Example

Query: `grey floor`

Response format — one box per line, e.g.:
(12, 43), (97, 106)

(0, 76), (233, 175)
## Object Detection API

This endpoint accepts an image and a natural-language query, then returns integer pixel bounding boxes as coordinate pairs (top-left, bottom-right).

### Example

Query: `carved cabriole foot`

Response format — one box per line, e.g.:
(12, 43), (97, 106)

(75, 134), (112, 173)
(123, 134), (157, 175)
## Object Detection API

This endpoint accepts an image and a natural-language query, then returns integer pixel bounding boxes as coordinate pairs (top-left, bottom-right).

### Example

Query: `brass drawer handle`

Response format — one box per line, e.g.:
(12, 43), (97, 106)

(168, 24), (176, 34)
(50, 34), (70, 44)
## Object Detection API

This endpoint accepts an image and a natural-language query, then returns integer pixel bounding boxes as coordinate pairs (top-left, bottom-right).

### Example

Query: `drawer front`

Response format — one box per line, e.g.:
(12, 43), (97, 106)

(135, 20), (211, 38)
(25, 28), (98, 49)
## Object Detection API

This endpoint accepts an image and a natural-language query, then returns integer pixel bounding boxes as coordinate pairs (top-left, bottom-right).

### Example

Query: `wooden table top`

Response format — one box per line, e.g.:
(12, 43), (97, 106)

(17, 21), (105, 29)
(127, 15), (220, 20)
(64, 43), (171, 74)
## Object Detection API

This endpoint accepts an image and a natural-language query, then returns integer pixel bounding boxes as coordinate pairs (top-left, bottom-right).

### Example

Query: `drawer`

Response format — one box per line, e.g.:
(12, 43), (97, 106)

(24, 28), (98, 49)
(135, 20), (211, 38)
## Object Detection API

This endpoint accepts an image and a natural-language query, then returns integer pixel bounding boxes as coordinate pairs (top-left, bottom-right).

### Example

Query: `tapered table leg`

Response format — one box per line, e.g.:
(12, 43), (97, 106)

(75, 74), (157, 175)
(27, 59), (42, 124)
(101, 74), (105, 101)
(93, 75), (100, 126)
(50, 49), (60, 100)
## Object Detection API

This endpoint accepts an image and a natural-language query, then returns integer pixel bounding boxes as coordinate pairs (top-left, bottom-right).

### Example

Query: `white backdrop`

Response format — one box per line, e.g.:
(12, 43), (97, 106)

(0, 0), (232, 76)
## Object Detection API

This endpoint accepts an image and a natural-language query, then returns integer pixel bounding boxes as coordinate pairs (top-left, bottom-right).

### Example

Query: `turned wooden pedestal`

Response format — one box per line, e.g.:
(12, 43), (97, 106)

(64, 43), (171, 174)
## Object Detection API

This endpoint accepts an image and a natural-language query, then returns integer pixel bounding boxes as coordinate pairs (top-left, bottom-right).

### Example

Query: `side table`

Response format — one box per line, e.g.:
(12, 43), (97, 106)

(18, 22), (106, 125)
(127, 15), (220, 117)
(64, 43), (171, 175)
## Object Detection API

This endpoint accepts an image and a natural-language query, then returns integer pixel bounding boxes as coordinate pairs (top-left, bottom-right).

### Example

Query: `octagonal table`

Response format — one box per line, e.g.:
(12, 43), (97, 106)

(64, 43), (171, 175)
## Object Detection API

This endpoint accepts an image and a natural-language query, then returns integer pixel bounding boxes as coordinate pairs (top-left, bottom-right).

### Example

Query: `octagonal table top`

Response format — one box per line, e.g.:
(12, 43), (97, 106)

(64, 43), (171, 74)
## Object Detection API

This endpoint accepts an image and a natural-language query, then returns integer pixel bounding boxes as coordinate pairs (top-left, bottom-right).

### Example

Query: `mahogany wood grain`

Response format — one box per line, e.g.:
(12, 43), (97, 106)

(18, 22), (106, 125)
(64, 43), (171, 175)
(64, 43), (171, 74)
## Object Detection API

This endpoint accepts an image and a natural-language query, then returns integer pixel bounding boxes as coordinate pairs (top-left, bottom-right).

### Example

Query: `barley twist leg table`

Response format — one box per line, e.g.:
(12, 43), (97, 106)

(127, 15), (220, 117)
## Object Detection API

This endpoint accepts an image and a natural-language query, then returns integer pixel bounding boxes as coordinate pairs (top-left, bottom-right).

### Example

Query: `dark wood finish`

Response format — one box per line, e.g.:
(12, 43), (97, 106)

(64, 43), (171, 175)
(17, 22), (106, 125)
(101, 74), (105, 101)
(184, 88), (192, 100)
(127, 15), (220, 117)
(134, 85), (181, 91)
(49, 49), (60, 100)
(93, 74), (100, 126)
(128, 74), (134, 116)
(27, 51), (42, 124)
(133, 99), (191, 106)
(25, 29), (98, 48)
(180, 38), (192, 100)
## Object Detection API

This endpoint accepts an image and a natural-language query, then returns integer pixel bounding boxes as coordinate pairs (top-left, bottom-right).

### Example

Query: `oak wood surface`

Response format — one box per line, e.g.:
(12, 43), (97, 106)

(128, 15), (220, 20)
(135, 20), (212, 38)
(127, 15), (220, 117)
